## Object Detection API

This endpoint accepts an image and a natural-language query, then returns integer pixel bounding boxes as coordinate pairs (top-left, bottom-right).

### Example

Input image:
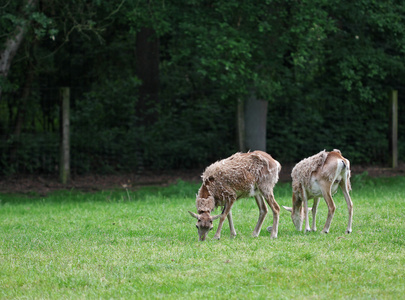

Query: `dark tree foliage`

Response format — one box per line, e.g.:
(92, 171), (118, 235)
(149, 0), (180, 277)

(0, 0), (404, 175)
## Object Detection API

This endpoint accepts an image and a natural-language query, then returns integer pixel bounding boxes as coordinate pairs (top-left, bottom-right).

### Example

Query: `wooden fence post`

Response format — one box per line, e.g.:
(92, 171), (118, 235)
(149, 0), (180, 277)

(389, 90), (398, 168)
(237, 98), (246, 152)
(60, 87), (70, 184)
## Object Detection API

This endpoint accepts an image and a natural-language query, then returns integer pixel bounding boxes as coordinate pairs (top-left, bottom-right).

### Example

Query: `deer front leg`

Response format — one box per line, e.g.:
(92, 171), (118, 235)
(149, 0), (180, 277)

(227, 210), (237, 238)
(253, 194), (268, 237)
(321, 184), (336, 234)
(302, 189), (311, 233)
(311, 197), (320, 232)
(213, 200), (234, 240)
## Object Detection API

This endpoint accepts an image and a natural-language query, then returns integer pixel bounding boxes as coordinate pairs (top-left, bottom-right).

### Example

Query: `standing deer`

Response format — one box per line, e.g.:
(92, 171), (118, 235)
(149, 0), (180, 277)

(188, 151), (281, 241)
(282, 149), (353, 234)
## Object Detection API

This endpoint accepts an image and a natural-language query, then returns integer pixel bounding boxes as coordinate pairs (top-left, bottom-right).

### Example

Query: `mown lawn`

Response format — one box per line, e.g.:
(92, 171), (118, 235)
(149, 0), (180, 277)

(0, 175), (404, 299)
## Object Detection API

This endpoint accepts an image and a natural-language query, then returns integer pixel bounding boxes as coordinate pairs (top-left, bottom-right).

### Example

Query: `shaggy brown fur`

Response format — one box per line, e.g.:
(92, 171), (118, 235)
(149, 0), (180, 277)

(291, 150), (328, 194)
(197, 151), (280, 212)
(190, 151), (281, 241)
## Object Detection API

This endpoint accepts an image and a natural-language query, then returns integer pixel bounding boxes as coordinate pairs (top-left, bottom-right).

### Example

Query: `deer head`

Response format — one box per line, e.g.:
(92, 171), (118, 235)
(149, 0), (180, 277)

(283, 193), (311, 231)
(188, 211), (221, 241)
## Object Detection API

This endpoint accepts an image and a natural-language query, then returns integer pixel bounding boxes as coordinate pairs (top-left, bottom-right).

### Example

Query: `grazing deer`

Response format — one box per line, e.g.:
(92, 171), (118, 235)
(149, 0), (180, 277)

(188, 151), (281, 241)
(282, 150), (353, 234)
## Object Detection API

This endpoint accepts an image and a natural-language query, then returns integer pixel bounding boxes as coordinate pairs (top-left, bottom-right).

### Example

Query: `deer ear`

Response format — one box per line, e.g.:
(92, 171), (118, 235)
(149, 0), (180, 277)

(188, 211), (199, 219)
(211, 214), (221, 221)
(282, 206), (293, 212)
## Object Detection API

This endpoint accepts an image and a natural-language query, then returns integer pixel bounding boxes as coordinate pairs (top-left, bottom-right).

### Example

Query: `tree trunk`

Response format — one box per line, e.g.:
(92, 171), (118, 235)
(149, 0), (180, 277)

(244, 93), (268, 152)
(135, 27), (160, 125)
(0, 0), (37, 100)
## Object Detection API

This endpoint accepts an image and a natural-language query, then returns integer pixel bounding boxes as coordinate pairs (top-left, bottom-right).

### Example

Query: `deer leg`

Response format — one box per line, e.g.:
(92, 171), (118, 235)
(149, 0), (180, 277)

(252, 194), (268, 237)
(321, 183), (335, 234)
(311, 197), (320, 232)
(227, 210), (237, 238)
(213, 200), (234, 240)
(302, 189), (311, 233)
(340, 180), (353, 234)
(264, 192), (280, 239)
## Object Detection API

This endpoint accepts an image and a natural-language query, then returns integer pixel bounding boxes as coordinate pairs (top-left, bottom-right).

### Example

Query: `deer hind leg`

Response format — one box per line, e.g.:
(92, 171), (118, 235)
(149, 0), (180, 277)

(311, 197), (320, 232)
(321, 182), (336, 234)
(252, 194), (268, 237)
(213, 200), (234, 240)
(263, 191), (280, 239)
(227, 210), (237, 238)
(340, 180), (353, 234)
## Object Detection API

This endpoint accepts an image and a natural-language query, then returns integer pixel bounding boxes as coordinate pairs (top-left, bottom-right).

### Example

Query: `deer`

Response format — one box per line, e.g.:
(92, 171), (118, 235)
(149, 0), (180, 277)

(188, 151), (281, 241)
(282, 149), (353, 234)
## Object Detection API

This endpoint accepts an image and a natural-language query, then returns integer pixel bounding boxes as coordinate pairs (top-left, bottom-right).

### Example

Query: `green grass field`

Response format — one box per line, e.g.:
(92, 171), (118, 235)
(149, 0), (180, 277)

(0, 175), (404, 299)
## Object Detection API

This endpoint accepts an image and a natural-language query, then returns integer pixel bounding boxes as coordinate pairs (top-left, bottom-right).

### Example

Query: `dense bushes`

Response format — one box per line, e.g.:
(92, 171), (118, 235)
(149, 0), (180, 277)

(1, 1), (404, 175)
(0, 88), (402, 176)
(268, 94), (393, 165)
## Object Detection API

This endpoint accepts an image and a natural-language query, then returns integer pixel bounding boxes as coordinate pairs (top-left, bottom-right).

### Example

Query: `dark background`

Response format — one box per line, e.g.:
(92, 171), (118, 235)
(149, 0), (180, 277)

(1, 1), (404, 177)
